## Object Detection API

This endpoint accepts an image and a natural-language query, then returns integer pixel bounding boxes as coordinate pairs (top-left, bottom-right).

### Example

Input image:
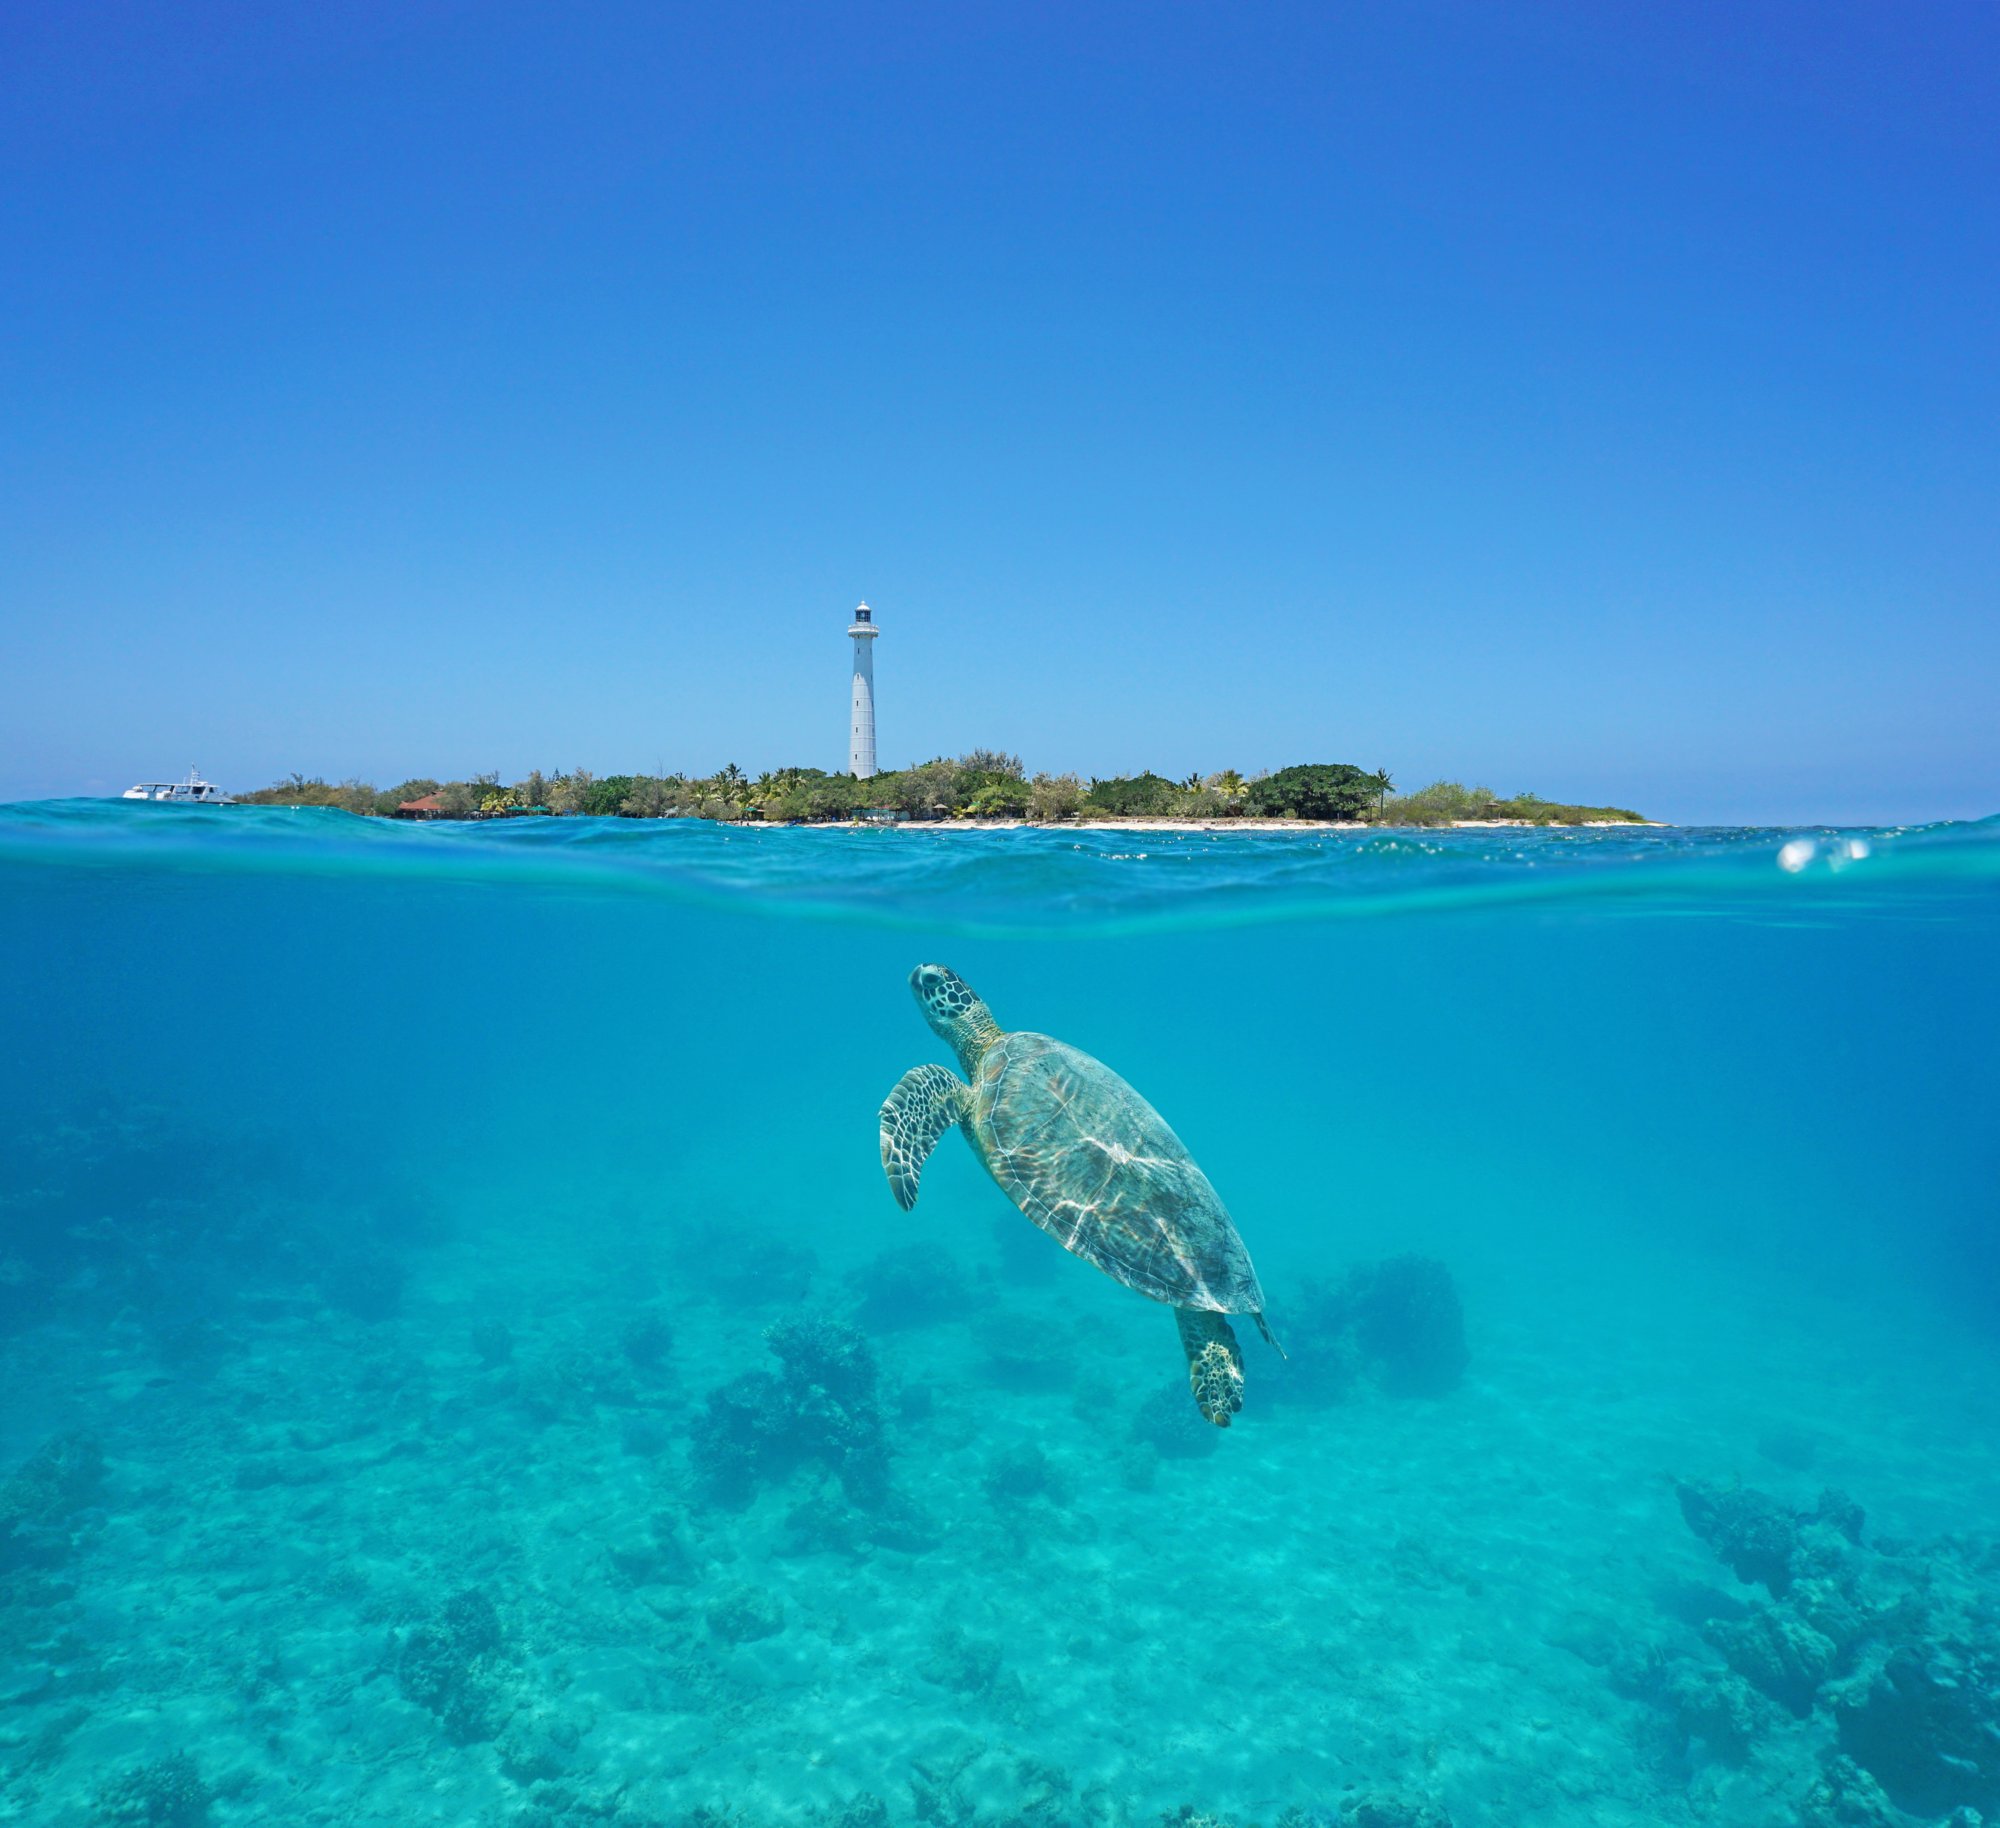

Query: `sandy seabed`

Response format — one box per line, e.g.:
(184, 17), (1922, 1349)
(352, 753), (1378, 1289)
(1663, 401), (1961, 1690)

(4, 1171), (1995, 1828)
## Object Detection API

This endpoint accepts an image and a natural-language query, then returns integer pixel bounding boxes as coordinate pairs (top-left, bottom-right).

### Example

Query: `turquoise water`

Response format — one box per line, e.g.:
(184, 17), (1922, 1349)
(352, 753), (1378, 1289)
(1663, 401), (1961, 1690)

(3, 805), (1997, 1828)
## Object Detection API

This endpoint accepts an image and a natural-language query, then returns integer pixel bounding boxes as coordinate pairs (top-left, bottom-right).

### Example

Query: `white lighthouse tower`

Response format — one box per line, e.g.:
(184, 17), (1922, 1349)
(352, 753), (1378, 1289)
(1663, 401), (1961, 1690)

(847, 602), (879, 778)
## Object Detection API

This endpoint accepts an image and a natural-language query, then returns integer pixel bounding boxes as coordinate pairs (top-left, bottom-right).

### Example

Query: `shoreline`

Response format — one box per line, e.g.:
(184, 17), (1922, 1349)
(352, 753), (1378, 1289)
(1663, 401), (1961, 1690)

(820, 816), (1666, 832)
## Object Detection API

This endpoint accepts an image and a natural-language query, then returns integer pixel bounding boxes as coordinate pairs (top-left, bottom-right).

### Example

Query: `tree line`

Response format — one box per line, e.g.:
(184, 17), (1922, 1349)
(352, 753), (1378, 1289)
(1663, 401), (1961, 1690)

(235, 755), (1644, 825)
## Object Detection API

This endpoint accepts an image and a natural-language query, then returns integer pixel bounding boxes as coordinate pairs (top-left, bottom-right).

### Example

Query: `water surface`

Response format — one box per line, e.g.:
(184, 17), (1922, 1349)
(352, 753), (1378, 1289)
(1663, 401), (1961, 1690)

(3, 806), (1996, 1827)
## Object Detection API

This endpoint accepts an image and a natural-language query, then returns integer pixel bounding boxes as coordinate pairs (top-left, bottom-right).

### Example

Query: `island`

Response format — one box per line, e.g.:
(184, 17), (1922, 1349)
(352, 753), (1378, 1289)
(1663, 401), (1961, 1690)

(232, 756), (1647, 827)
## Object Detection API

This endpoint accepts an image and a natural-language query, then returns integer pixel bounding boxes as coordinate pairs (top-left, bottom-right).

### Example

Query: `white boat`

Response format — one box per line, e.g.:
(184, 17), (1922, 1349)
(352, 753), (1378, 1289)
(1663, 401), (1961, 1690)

(122, 768), (233, 805)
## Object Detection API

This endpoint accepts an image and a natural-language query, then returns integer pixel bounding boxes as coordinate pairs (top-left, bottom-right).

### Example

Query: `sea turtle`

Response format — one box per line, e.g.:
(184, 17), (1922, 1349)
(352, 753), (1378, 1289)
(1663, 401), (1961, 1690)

(878, 963), (1280, 1425)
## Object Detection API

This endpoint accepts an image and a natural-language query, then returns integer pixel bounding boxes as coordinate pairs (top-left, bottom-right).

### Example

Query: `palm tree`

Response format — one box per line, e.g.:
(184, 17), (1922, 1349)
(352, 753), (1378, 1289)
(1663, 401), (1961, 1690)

(1372, 768), (1395, 819)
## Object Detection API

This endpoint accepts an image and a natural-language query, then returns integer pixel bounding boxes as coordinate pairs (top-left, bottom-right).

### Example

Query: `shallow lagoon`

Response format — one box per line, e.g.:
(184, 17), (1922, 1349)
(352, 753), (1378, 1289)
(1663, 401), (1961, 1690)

(2, 807), (1997, 1828)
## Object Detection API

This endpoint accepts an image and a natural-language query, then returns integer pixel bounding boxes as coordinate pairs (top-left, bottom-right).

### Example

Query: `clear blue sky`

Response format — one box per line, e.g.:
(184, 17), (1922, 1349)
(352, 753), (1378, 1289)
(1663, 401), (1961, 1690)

(3, 3), (1994, 822)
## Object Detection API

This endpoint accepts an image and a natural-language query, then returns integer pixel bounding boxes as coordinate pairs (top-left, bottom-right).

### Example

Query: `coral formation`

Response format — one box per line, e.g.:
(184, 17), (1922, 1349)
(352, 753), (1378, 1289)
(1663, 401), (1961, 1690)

(0, 1433), (105, 1574)
(516, 1347), (611, 1424)
(848, 1243), (977, 1330)
(1798, 1754), (1902, 1828)
(1702, 1600), (1844, 1717)
(980, 1442), (1074, 1509)
(620, 1309), (675, 1372)
(1673, 1478), (1863, 1594)
(1653, 1475), (2000, 1819)
(1334, 1256), (1469, 1397)
(93, 1754), (210, 1828)
(1834, 1639), (2000, 1817)
(1132, 1382), (1224, 1460)
(689, 1315), (889, 1508)
(397, 1587), (509, 1742)
(496, 1708), (586, 1787)
(1274, 1256), (1468, 1404)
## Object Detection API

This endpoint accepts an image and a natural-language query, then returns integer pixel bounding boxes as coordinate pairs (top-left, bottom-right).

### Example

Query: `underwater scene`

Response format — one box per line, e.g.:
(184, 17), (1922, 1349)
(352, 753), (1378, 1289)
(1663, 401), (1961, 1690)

(2, 804), (1997, 1828)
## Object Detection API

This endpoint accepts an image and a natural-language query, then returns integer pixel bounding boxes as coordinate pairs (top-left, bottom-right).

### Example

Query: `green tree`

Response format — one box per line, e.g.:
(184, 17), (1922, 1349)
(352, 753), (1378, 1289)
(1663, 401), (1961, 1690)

(621, 776), (677, 817)
(888, 759), (958, 818)
(1381, 781), (1495, 825)
(1027, 772), (1085, 821)
(808, 774), (864, 819)
(966, 780), (1030, 818)
(582, 775), (635, 816)
(1084, 773), (1180, 817)
(546, 768), (594, 816)
(1246, 763), (1376, 821)
(957, 748), (1025, 780)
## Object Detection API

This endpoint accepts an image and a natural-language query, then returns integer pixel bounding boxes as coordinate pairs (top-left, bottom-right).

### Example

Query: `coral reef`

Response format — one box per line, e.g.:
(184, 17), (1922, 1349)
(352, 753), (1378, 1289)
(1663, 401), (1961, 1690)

(517, 1347), (617, 1424)
(620, 1310), (675, 1374)
(848, 1244), (977, 1330)
(1132, 1382), (1224, 1460)
(981, 1442), (1074, 1509)
(0, 1433), (105, 1574)
(93, 1754), (210, 1828)
(1703, 1599), (1845, 1717)
(397, 1587), (510, 1742)
(689, 1315), (889, 1508)
(1673, 1478), (1862, 1594)
(1834, 1639), (2000, 1817)
(497, 1708), (587, 1787)
(1334, 1256), (1469, 1397)
(1798, 1754), (1902, 1828)
(1273, 1256), (1468, 1404)
(1652, 1476), (2000, 1819)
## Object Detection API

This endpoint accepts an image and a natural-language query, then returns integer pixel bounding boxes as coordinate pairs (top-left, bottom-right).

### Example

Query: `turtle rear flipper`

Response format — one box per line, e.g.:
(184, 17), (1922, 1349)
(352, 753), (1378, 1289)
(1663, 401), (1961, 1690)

(879, 1064), (971, 1211)
(1174, 1306), (1245, 1427)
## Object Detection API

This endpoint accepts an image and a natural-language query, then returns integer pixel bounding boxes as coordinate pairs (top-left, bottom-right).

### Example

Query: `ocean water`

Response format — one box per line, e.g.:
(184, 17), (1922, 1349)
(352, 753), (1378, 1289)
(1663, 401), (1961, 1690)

(2, 804), (1997, 1828)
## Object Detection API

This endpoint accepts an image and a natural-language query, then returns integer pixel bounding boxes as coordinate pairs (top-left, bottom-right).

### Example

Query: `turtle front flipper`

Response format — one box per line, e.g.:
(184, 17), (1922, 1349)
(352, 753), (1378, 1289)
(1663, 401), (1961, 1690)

(1174, 1306), (1245, 1427)
(879, 1064), (972, 1211)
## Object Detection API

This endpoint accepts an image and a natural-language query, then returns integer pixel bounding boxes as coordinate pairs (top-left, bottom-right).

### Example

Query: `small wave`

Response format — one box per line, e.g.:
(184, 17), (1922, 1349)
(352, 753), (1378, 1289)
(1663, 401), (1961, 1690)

(0, 801), (1994, 937)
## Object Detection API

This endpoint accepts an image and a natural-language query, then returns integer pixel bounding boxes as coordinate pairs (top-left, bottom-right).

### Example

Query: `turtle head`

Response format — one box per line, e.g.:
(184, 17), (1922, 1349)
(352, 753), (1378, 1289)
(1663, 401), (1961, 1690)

(911, 964), (1002, 1070)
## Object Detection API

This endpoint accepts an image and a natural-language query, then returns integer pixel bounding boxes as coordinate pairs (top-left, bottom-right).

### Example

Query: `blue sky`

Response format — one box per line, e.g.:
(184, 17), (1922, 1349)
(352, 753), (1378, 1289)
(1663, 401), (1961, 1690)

(2, 2), (1994, 821)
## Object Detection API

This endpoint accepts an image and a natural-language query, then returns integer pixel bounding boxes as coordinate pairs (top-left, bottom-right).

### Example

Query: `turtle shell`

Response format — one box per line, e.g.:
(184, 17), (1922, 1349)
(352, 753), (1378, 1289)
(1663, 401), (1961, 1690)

(970, 1030), (1264, 1315)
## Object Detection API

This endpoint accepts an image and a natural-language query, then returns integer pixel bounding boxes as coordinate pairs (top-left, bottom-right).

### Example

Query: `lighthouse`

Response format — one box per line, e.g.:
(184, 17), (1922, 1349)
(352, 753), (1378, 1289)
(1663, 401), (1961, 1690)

(847, 602), (879, 778)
